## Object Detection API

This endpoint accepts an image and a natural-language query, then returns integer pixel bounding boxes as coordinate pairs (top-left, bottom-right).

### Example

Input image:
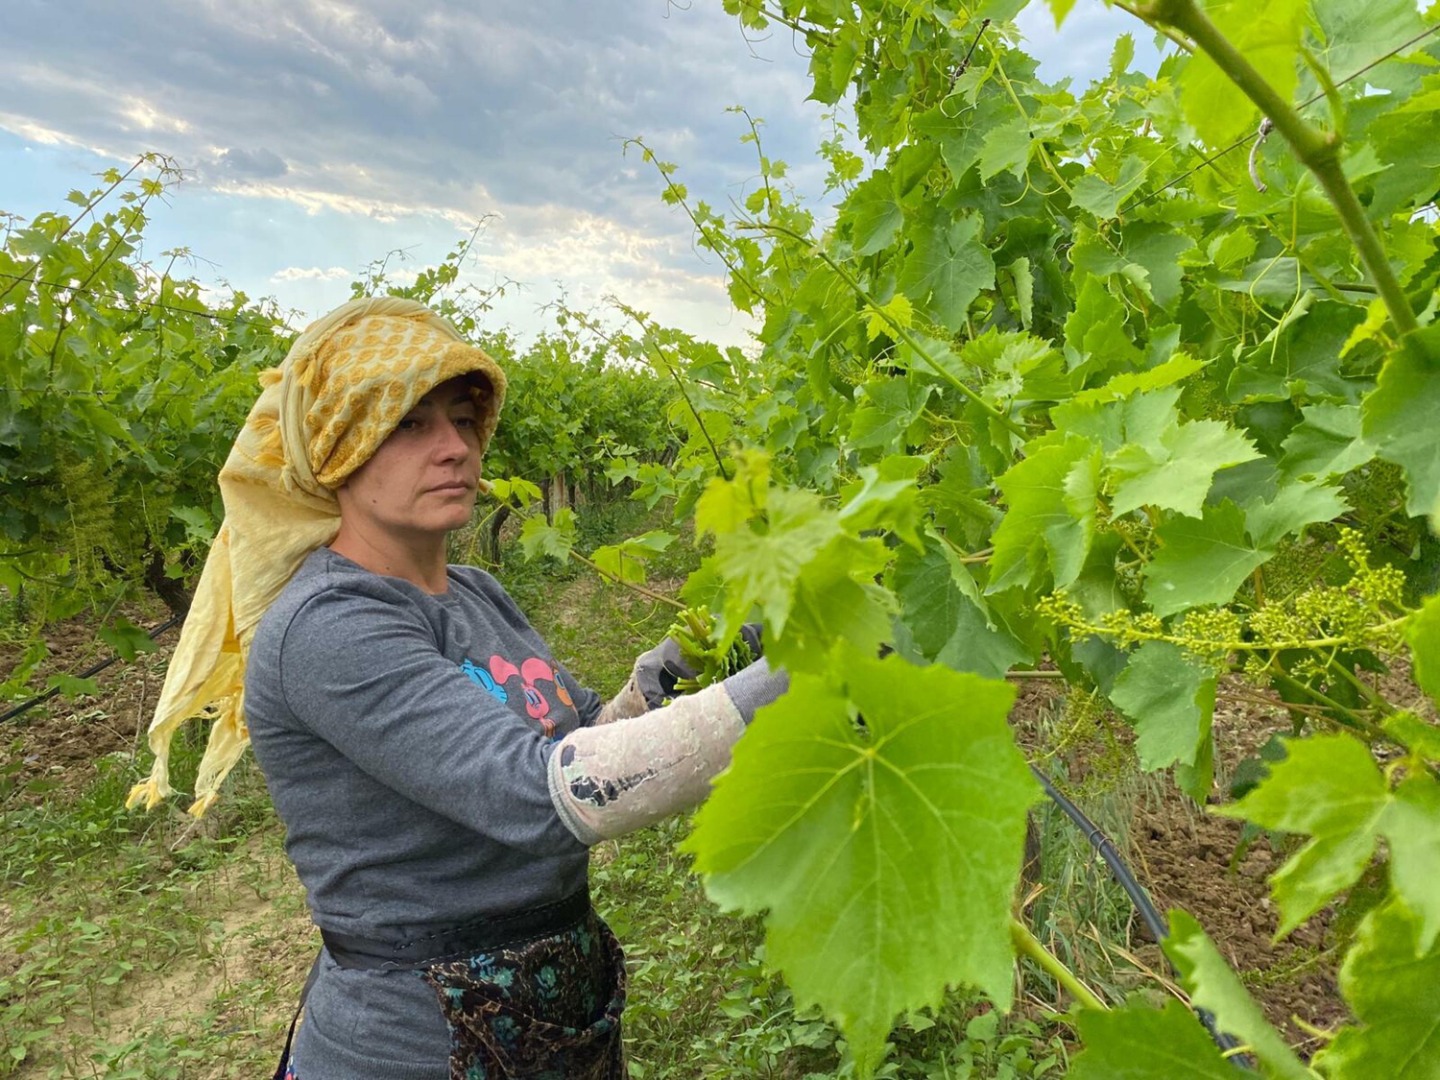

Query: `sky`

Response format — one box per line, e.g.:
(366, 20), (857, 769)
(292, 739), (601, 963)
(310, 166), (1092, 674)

(0, 0), (1151, 350)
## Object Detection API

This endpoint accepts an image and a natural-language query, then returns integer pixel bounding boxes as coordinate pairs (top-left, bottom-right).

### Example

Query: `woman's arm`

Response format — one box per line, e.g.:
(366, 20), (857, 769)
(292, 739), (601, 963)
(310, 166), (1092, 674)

(548, 660), (787, 843)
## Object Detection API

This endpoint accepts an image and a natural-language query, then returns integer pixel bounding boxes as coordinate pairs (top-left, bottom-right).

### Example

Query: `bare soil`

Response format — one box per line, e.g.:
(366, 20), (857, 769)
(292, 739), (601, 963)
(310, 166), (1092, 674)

(2, 602), (175, 803)
(1009, 674), (1352, 1052)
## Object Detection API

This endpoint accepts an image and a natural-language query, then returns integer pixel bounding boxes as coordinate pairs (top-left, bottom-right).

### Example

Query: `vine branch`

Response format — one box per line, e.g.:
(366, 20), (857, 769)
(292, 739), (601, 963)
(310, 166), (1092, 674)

(740, 222), (1028, 436)
(1131, 0), (1419, 338)
(1010, 918), (1108, 1012)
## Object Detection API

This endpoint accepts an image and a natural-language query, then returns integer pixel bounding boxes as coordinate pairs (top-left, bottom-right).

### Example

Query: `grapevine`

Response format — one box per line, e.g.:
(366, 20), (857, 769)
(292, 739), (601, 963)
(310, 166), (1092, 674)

(645, 2), (1440, 1076)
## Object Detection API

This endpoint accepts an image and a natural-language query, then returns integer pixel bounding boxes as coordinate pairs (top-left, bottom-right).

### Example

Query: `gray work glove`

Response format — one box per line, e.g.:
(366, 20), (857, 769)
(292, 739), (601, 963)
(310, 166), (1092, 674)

(632, 638), (697, 709)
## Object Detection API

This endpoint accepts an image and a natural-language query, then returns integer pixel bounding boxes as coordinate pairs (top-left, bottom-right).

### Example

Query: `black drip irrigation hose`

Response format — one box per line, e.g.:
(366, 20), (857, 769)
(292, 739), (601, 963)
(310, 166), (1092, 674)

(0, 613), (183, 725)
(1030, 764), (1254, 1069)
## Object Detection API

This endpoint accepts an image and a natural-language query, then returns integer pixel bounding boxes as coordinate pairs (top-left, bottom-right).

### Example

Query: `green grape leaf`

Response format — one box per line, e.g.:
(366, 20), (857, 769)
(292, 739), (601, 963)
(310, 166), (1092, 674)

(170, 504), (218, 545)
(924, 448), (1000, 549)
(1242, 479), (1348, 551)
(1311, 0), (1426, 81)
(1383, 778), (1440, 953)
(1045, 0), (1077, 27)
(685, 650), (1038, 1077)
(518, 508), (577, 563)
(1069, 998), (1236, 1080)
(989, 435), (1101, 592)
(1143, 501), (1269, 617)
(1217, 735), (1386, 937)
(1110, 642), (1216, 779)
(1009, 256), (1034, 330)
(1382, 712), (1440, 763)
(777, 558), (894, 672)
(915, 93), (1011, 183)
(893, 541), (974, 659)
(1071, 354), (1209, 406)
(97, 618), (159, 663)
(1164, 912), (1312, 1080)
(1110, 33), (1136, 77)
(810, 29), (861, 104)
(838, 457), (926, 549)
(1070, 157), (1149, 221)
(933, 595), (1032, 679)
(849, 376), (934, 452)
(589, 531), (675, 585)
(1279, 403), (1375, 481)
(1407, 580), (1440, 711)
(894, 538), (1029, 679)
(1109, 417), (1261, 519)
(848, 171), (904, 257)
(978, 116), (1034, 181)
(45, 674), (101, 699)
(1230, 299), (1362, 404)
(1361, 329), (1440, 516)
(1315, 900), (1440, 1080)
(695, 451), (769, 537)
(1123, 224), (1195, 312)
(898, 212), (996, 332)
(710, 487), (844, 638)
(1064, 275), (1143, 377)
(1368, 80), (1440, 218)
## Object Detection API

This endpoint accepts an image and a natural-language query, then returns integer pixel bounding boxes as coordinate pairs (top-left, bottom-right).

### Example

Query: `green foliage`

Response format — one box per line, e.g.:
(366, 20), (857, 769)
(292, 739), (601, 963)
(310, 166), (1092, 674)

(1068, 998), (1236, 1080)
(0, 156), (292, 642)
(1219, 734), (1440, 950)
(483, 318), (677, 503)
(650, 0), (1440, 1073)
(685, 649), (1038, 1074)
(1314, 899), (1440, 1080)
(1164, 911), (1313, 1080)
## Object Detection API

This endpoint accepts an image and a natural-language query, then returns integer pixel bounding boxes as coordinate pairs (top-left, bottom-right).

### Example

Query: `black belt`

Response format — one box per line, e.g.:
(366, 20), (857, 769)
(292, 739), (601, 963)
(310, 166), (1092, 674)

(319, 887), (592, 971)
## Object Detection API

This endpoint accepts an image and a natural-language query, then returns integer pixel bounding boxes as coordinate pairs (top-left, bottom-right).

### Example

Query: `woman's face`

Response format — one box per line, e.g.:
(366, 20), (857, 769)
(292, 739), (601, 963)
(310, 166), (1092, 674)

(335, 375), (484, 541)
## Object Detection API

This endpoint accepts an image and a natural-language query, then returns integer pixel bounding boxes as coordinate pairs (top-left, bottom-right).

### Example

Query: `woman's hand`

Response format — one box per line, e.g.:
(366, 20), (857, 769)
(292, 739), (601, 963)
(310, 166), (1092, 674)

(632, 638), (698, 709)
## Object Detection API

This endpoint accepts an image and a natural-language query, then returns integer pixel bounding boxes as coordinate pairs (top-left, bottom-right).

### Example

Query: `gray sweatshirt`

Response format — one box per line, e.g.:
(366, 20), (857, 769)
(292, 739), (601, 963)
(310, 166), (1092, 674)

(245, 547), (602, 1079)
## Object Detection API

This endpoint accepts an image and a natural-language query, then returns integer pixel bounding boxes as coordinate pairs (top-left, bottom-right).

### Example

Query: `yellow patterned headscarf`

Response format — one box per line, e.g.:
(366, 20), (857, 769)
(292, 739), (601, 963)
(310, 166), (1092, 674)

(127, 297), (506, 817)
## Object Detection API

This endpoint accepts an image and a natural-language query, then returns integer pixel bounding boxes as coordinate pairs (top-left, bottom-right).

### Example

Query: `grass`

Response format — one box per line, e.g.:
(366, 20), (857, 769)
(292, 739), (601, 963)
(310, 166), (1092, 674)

(0, 732), (303, 1079)
(2, 496), (1076, 1078)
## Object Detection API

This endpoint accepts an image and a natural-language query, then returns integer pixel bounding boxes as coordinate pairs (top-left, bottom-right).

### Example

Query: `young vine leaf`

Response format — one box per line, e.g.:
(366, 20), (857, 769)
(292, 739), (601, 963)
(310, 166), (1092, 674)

(1218, 734), (1440, 948)
(1068, 998), (1238, 1080)
(1314, 900), (1440, 1080)
(683, 648), (1039, 1076)
(1109, 641), (1217, 793)
(1164, 911), (1314, 1080)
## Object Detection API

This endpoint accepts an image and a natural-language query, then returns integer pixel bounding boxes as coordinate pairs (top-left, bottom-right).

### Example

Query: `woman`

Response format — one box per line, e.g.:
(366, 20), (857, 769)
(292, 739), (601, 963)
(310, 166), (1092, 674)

(127, 298), (786, 1079)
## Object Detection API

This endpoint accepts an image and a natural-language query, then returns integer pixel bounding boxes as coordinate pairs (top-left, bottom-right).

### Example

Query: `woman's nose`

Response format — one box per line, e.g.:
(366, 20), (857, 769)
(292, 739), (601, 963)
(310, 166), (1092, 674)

(434, 417), (473, 459)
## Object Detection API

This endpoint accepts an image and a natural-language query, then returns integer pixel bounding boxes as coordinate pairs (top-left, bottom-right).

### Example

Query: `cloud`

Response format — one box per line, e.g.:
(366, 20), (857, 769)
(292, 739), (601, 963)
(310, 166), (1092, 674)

(212, 147), (289, 179)
(0, 1), (825, 221)
(270, 265), (352, 282)
(1015, 3), (1165, 81)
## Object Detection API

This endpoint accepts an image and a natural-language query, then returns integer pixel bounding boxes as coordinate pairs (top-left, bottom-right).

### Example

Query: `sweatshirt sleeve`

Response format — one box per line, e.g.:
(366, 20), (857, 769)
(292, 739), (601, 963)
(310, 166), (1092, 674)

(275, 585), (583, 857)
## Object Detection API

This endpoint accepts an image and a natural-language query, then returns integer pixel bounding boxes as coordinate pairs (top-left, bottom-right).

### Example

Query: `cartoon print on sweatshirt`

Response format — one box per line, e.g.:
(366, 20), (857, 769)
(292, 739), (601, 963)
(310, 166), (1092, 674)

(486, 655), (575, 737)
(460, 659), (507, 703)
